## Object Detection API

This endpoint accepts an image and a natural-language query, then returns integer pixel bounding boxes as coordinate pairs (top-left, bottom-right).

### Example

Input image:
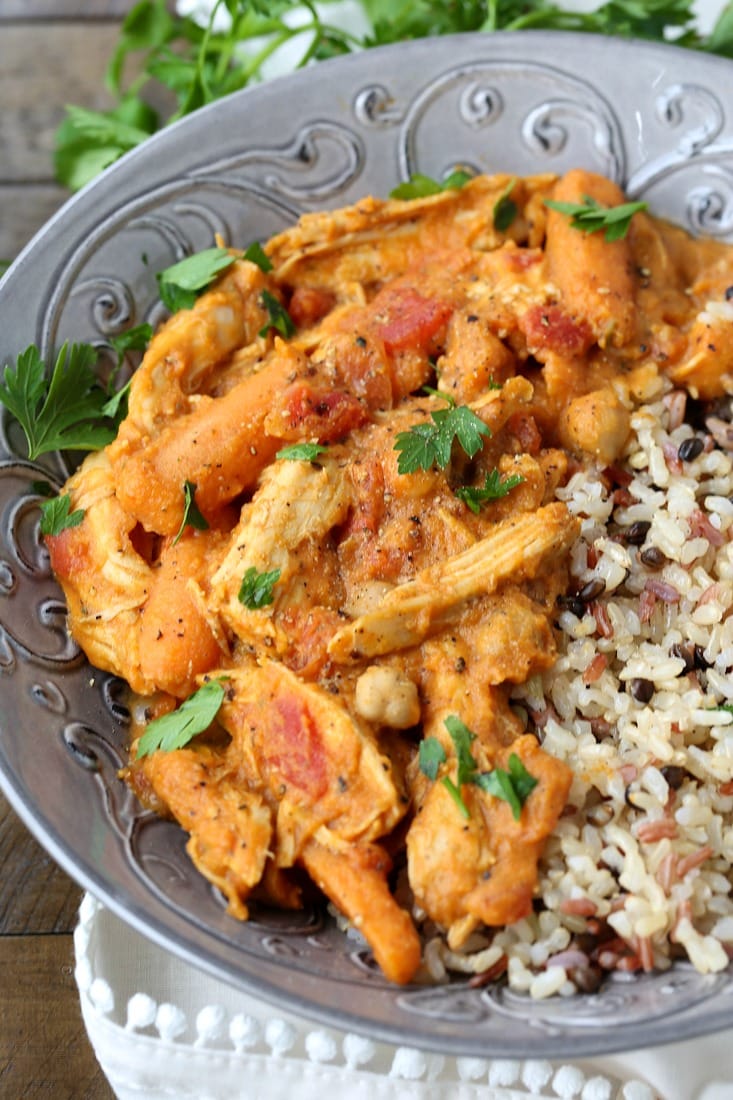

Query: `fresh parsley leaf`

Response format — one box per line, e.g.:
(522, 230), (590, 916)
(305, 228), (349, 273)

(101, 322), (154, 422)
(238, 565), (281, 609)
(442, 776), (471, 819)
(32, 479), (56, 498)
(106, 0), (176, 96)
(244, 241), (273, 273)
(259, 289), (296, 339)
(493, 177), (518, 232)
(475, 753), (539, 821)
(172, 480), (209, 545)
(444, 714), (479, 784)
(440, 714), (480, 819)
(62, 104), (153, 150)
(276, 442), (328, 461)
(394, 402), (491, 474)
(0, 343), (115, 460)
(101, 380), (132, 422)
(545, 195), (648, 241)
(421, 384), (454, 405)
(54, 97), (159, 191)
(136, 678), (226, 759)
(109, 322), (153, 365)
(390, 169), (472, 200)
(418, 736), (446, 781)
(39, 493), (85, 537)
(157, 247), (236, 312)
(455, 468), (526, 513)
(0, 260), (11, 280)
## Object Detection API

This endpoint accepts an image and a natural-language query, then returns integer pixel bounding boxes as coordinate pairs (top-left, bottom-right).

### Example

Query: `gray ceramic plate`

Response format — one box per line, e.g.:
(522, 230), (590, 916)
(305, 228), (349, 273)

(3, 31), (733, 1058)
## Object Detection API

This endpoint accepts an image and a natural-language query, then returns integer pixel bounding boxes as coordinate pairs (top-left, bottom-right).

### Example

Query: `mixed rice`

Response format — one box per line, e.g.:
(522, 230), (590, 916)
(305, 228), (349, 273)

(424, 370), (733, 997)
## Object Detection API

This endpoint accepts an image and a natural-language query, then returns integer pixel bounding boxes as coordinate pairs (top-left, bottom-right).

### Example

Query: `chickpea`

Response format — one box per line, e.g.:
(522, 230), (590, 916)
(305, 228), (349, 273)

(354, 665), (420, 729)
(560, 386), (630, 464)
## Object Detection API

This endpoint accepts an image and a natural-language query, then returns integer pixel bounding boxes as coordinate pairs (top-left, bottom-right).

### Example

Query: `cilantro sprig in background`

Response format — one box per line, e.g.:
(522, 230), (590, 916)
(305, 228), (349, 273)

(54, 0), (733, 193)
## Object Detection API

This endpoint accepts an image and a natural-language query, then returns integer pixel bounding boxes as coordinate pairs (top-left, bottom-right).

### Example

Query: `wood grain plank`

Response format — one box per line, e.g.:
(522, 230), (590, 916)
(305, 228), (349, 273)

(0, 934), (114, 1099)
(0, 25), (124, 183)
(0, 24), (175, 184)
(0, 1), (136, 19)
(0, 184), (70, 260)
(0, 793), (83, 935)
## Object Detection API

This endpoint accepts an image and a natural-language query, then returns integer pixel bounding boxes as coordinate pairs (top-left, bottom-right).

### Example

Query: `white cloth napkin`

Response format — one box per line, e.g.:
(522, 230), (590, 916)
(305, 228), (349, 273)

(75, 894), (733, 1100)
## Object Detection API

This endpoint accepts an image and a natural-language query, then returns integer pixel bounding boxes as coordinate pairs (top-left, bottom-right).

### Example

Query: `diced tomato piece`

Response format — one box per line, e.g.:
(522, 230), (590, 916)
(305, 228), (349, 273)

(267, 695), (328, 798)
(331, 334), (393, 410)
(521, 304), (593, 357)
(288, 286), (336, 328)
(371, 285), (453, 356)
(503, 247), (543, 272)
(507, 412), (542, 455)
(273, 382), (367, 442)
(45, 524), (89, 582)
(345, 458), (386, 536)
(280, 606), (344, 680)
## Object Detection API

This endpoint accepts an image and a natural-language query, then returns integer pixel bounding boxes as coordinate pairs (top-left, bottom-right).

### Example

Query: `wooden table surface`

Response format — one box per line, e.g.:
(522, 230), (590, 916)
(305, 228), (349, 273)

(0, 3), (156, 1096)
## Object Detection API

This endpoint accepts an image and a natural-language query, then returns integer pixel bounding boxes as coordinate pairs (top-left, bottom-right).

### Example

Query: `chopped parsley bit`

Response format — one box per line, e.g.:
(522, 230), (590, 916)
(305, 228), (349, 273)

(390, 169), (472, 200)
(545, 195), (648, 242)
(244, 241), (273, 273)
(493, 177), (518, 232)
(259, 289), (296, 339)
(276, 442), (329, 462)
(0, 342), (116, 460)
(418, 715), (538, 821)
(455, 468), (526, 513)
(172, 480), (209, 546)
(157, 247), (237, 313)
(109, 323), (153, 366)
(394, 401), (490, 475)
(418, 737), (446, 781)
(475, 754), (539, 821)
(136, 679), (226, 759)
(31, 480), (56, 499)
(39, 493), (85, 537)
(238, 565), (281, 609)
(102, 322), (154, 422)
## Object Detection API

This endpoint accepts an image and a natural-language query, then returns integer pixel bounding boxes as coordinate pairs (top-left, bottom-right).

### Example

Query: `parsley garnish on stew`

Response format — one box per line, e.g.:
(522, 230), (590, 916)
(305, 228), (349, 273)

(157, 247), (237, 312)
(102, 323), (154, 421)
(455, 468), (526, 513)
(276, 442), (329, 462)
(172, 480), (209, 546)
(390, 169), (473, 200)
(259, 290), (296, 339)
(545, 195), (648, 241)
(418, 736), (447, 781)
(394, 401), (491, 475)
(39, 493), (85, 537)
(136, 679), (226, 759)
(493, 177), (518, 232)
(243, 241), (273, 273)
(475, 754), (539, 820)
(418, 715), (538, 820)
(238, 565), (282, 609)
